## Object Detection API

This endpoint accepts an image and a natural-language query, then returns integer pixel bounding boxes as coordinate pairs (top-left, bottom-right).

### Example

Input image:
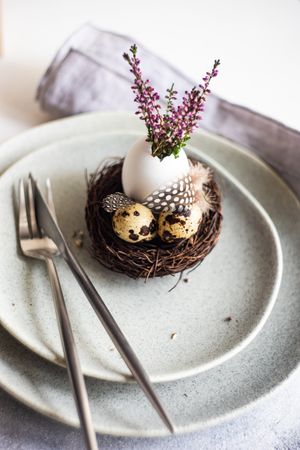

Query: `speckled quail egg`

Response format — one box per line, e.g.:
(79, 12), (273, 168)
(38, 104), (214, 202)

(112, 203), (157, 243)
(158, 204), (202, 242)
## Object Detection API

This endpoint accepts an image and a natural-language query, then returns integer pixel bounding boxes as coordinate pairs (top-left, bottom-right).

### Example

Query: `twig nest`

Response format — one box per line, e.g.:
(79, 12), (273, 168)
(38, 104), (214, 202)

(112, 203), (156, 243)
(85, 159), (222, 279)
(158, 204), (202, 242)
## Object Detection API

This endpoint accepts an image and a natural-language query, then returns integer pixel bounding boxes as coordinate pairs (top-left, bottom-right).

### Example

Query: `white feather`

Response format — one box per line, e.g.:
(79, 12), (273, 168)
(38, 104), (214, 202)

(189, 160), (213, 214)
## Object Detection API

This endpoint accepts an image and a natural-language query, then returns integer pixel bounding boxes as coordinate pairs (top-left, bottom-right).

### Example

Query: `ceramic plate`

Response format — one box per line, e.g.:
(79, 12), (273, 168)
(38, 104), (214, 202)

(0, 131), (282, 383)
(0, 113), (298, 436)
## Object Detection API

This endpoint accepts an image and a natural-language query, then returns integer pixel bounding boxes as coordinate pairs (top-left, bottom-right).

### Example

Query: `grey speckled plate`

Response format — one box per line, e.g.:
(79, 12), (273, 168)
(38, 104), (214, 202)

(0, 112), (298, 437)
(0, 131), (282, 383)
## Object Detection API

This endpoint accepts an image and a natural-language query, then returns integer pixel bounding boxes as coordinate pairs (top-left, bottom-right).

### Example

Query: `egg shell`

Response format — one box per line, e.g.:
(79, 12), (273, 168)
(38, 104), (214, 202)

(122, 137), (190, 202)
(112, 203), (157, 243)
(158, 204), (202, 242)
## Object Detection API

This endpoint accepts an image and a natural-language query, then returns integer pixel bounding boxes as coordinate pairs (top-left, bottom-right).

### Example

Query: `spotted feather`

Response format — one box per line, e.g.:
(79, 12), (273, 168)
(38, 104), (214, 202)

(142, 175), (195, 213)
(102, 192), (135, 213)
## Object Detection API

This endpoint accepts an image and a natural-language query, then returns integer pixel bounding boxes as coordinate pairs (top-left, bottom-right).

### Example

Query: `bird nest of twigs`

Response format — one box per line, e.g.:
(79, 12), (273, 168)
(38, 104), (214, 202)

(85, 159), (222, 279)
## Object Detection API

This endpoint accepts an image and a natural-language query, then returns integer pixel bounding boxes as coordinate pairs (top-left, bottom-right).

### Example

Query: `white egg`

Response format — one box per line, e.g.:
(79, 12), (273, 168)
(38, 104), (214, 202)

(122, 137), (190, 202)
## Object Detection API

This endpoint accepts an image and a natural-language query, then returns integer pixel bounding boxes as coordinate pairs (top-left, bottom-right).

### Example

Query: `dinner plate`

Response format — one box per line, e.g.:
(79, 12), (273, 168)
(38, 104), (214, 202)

(0, 113), (298, 437)
(0, 131), (282, 383)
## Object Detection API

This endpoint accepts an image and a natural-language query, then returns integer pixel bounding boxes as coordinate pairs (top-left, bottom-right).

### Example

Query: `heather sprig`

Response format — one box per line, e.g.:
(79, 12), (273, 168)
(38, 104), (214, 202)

(123, 45), (220, 160)
(123, 44), (162, 145)
(165, 83), (177, 114)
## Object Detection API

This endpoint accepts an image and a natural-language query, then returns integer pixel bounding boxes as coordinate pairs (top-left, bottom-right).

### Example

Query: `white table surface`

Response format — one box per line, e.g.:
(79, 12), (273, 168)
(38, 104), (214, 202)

(1, 0), (300, 145)
(0, 1), (300, 449)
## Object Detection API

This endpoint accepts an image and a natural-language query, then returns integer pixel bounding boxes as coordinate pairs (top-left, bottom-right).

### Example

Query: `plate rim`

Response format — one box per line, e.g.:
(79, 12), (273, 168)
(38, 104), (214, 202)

(1, 110), (298, 207)
(0, 130), (283, 383)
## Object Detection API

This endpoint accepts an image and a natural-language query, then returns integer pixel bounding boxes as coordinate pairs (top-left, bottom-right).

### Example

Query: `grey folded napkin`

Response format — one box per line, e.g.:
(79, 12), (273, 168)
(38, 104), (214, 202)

(37, 23), (300, 198)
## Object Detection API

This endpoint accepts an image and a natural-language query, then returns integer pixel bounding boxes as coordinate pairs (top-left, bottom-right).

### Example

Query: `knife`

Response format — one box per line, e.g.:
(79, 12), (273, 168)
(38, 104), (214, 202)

(29, 174), (174, 434)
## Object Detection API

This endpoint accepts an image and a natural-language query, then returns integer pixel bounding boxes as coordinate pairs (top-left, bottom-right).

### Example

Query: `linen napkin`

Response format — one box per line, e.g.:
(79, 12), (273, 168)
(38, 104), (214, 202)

(37, 23), (300, 198)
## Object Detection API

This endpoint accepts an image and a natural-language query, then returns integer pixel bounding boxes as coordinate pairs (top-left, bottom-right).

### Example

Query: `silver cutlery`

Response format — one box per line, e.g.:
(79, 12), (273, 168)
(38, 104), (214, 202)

(18, 177), (99, 450)
(28, 173), (175, 434)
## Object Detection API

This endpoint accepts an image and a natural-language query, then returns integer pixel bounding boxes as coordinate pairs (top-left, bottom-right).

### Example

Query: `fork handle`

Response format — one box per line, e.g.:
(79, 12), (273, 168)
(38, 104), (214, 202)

(45, 257), (98, 450)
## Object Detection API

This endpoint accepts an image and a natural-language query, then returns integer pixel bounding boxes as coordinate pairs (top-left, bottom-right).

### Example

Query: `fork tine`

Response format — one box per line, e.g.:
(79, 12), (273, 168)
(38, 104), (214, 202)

(19, 179), (30, 239)
(46, 178), (58, 222)
(27, 175), (39, 237)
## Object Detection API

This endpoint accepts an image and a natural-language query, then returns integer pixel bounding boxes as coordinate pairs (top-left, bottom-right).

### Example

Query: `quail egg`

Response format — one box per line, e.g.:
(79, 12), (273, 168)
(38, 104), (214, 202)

(112, 203), (157, 243)
(158, 204), (202, 242)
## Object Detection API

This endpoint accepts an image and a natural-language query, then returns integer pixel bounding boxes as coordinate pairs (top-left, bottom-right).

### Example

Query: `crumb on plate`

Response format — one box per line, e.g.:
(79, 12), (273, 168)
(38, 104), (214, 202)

(224, 316), (233, 322)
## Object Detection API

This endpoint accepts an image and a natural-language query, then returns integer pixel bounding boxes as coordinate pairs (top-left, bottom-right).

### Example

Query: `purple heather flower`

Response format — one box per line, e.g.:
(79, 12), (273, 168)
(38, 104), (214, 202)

(123, 45), (220, 160)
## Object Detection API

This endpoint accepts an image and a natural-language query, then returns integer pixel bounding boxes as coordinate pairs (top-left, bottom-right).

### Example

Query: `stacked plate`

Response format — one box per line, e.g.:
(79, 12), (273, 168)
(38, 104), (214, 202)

(0, 112), (299, 437)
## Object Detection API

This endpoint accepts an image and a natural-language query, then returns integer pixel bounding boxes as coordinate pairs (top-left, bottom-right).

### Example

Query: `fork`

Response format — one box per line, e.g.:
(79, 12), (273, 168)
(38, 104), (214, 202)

(18, 177), (98, 450)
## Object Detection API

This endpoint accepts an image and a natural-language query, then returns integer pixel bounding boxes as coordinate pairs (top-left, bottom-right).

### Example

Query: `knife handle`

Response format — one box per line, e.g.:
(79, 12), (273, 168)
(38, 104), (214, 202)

(63, 245), (174, 434)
